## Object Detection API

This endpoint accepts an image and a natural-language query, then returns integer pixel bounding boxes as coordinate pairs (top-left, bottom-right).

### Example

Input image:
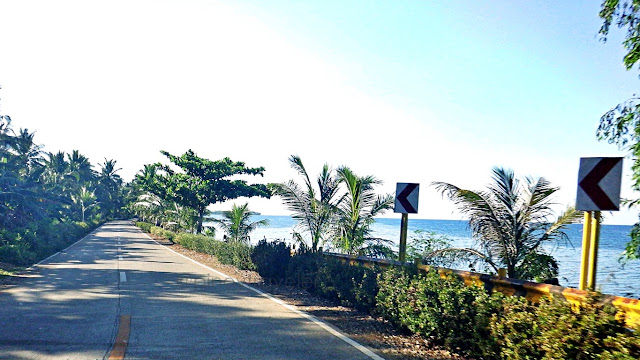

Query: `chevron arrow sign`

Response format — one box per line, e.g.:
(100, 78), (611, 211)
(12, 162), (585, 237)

(576, 157), (623, 211)
(394, 183), (419, 214)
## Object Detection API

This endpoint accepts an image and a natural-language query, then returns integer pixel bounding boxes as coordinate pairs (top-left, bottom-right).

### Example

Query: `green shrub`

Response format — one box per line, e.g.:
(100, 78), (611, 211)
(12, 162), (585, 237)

(216, 241), (255, 270)
(135, 222), (153, 233)
(174, 233), (255, 270)
(286, 250), (322, 291)
(490, 294), (640, 360)
(175, 233), (212, 250)
(315, 257), (379, 312)
(251, 240), (291, 282)
(0, 220), (99, 267)
(284, 252), (379, 312)
(376, 266), (500, 357)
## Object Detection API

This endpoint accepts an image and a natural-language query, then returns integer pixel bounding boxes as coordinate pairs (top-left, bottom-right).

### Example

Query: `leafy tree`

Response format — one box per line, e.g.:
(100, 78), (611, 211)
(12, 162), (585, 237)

(597, 0), (640, 259)
(212, 202), (268, 242)
(432, 167), (582, 280)
(270, 155), (341, 251)
(332, 167), (394, 257)
(142, 150), (270, 233)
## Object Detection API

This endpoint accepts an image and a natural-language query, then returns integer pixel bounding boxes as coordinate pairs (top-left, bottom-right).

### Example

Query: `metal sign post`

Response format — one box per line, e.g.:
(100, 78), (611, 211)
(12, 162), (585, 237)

(395, 183), (419, 263)
(576, 157), (622, 291)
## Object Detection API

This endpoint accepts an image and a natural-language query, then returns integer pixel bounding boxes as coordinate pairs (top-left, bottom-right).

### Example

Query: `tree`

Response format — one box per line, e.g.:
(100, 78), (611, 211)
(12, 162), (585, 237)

(269, 155), (341, 251)
(96, 159), (123, 218)
(72, 186), (98, 222)
(332, 167), (394, 257)
(142, 150), (270, 233)
(432, 167), (582, 280)
(12, 128), (43, 176)
(212, 203), (268, 242)
(597, 1), (640, 259)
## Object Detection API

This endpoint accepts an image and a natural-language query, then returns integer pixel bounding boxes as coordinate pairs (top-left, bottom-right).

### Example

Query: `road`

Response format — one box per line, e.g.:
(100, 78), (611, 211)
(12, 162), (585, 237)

(0, 221), (383, 360)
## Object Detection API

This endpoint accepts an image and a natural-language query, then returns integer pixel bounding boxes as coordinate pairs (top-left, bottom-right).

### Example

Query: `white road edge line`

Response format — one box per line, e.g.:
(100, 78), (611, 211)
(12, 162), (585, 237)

(120, 271), (127, 283)
(142, 232), (385, 360)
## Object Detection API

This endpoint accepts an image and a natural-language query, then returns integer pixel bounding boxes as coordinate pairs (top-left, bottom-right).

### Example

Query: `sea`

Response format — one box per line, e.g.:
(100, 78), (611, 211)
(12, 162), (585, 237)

(209, 215), (640, 299)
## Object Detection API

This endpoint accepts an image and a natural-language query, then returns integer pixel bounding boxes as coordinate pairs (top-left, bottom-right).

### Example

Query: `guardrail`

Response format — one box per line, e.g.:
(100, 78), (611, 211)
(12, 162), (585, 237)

(324, 252), (640, 328)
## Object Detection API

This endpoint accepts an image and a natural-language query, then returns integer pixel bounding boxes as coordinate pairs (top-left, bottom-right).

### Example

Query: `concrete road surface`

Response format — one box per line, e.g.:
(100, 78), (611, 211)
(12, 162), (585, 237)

(0, 221), (383, 360)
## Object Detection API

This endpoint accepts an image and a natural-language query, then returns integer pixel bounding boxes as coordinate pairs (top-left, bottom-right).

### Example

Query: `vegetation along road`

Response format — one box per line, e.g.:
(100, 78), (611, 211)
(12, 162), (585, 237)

(0, 221), (383, 360)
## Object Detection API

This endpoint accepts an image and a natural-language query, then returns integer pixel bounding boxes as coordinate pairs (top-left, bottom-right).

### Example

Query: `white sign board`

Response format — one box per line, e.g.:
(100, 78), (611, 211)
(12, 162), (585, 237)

(576, 157), (623, 211)
(394, 183), (419, 214)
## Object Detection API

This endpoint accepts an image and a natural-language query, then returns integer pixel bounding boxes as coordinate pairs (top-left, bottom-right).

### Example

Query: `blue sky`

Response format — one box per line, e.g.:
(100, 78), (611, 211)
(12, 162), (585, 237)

(0, 1), (638, 223)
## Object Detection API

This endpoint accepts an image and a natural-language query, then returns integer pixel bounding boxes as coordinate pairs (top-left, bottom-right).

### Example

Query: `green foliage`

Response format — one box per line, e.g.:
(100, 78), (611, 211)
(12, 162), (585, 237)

(271, 156), (394, 256)
(215, 240), (255, 270)
(406, 229), (458, 267)
(251, 239), (291, 282)
(281, 251), (380, 311)
(315, 257), (379, 311)
(149, 226), (175, 241)
(597, 1), (640, 259)
(375, 266), (500, 357)
(285, 250), (323, 291)
(0, 112), (126, 268)
(490, 294), (640, 360)
(135, 221), (153, 233)
(432, 167), (582, 280)
(624, 220), (640, 261)
(140, 150), (270, 233)
(212, 203), (268, 242)
(332, 166), (394, 256)
(172, 232), (255, 270)
(0, 219), (100, 266)
(270, 155), (341, 252)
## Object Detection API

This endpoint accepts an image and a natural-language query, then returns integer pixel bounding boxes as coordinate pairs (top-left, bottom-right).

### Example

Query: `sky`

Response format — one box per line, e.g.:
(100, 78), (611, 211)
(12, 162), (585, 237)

(1, 1), (639, 224)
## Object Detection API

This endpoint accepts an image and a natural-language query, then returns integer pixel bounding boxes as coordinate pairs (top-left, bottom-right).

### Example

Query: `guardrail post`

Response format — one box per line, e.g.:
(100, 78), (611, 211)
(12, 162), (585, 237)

(587, 211), (601, 290)
(498, 268), (507, 277)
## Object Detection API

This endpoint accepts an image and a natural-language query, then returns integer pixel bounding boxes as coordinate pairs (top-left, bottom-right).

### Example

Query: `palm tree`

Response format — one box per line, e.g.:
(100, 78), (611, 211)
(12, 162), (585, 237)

(72, 186), (98, 222)
(96, 158), (123, 218)
(332, 167), (394, 257)
(270, 155), (341, 251)
(432, 167), (582, 280)
(42, 151), (69, 185)
(212, 203), (268, 242)
(67, 150), (95, 185)
(12, 128), (43, 176)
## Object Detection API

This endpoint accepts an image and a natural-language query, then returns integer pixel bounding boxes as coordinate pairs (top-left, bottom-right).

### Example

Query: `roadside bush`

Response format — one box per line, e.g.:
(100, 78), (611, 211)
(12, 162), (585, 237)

(174, 233), (214, 252)
(0, 220), (100, 266)
(174, 233), (255, 270)
(490, 294), (640, 360)
(251, 240), (291, 282)
(136, 222), (153, 233)
(286, 250), (322, 291)
(283, 251), (379, 312)
(315, 257), (379, 312)
(216, 241), (255, 270)
(376, 266), (501, 357)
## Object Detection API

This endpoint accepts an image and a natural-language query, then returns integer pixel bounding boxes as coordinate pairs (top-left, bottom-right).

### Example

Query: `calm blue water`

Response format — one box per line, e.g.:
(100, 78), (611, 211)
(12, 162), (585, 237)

(209, 215), (640, 299)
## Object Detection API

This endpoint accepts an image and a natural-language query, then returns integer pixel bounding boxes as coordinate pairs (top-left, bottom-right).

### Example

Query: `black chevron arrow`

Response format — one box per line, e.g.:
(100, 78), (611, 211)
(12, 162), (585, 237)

(579, 157), (622, 211)
(397, 183), (418, 213)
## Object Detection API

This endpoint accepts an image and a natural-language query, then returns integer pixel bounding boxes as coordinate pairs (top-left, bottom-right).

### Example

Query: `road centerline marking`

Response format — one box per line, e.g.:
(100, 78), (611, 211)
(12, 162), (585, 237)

(119, 271), (127, 283)
(108, 315), (131, 360)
